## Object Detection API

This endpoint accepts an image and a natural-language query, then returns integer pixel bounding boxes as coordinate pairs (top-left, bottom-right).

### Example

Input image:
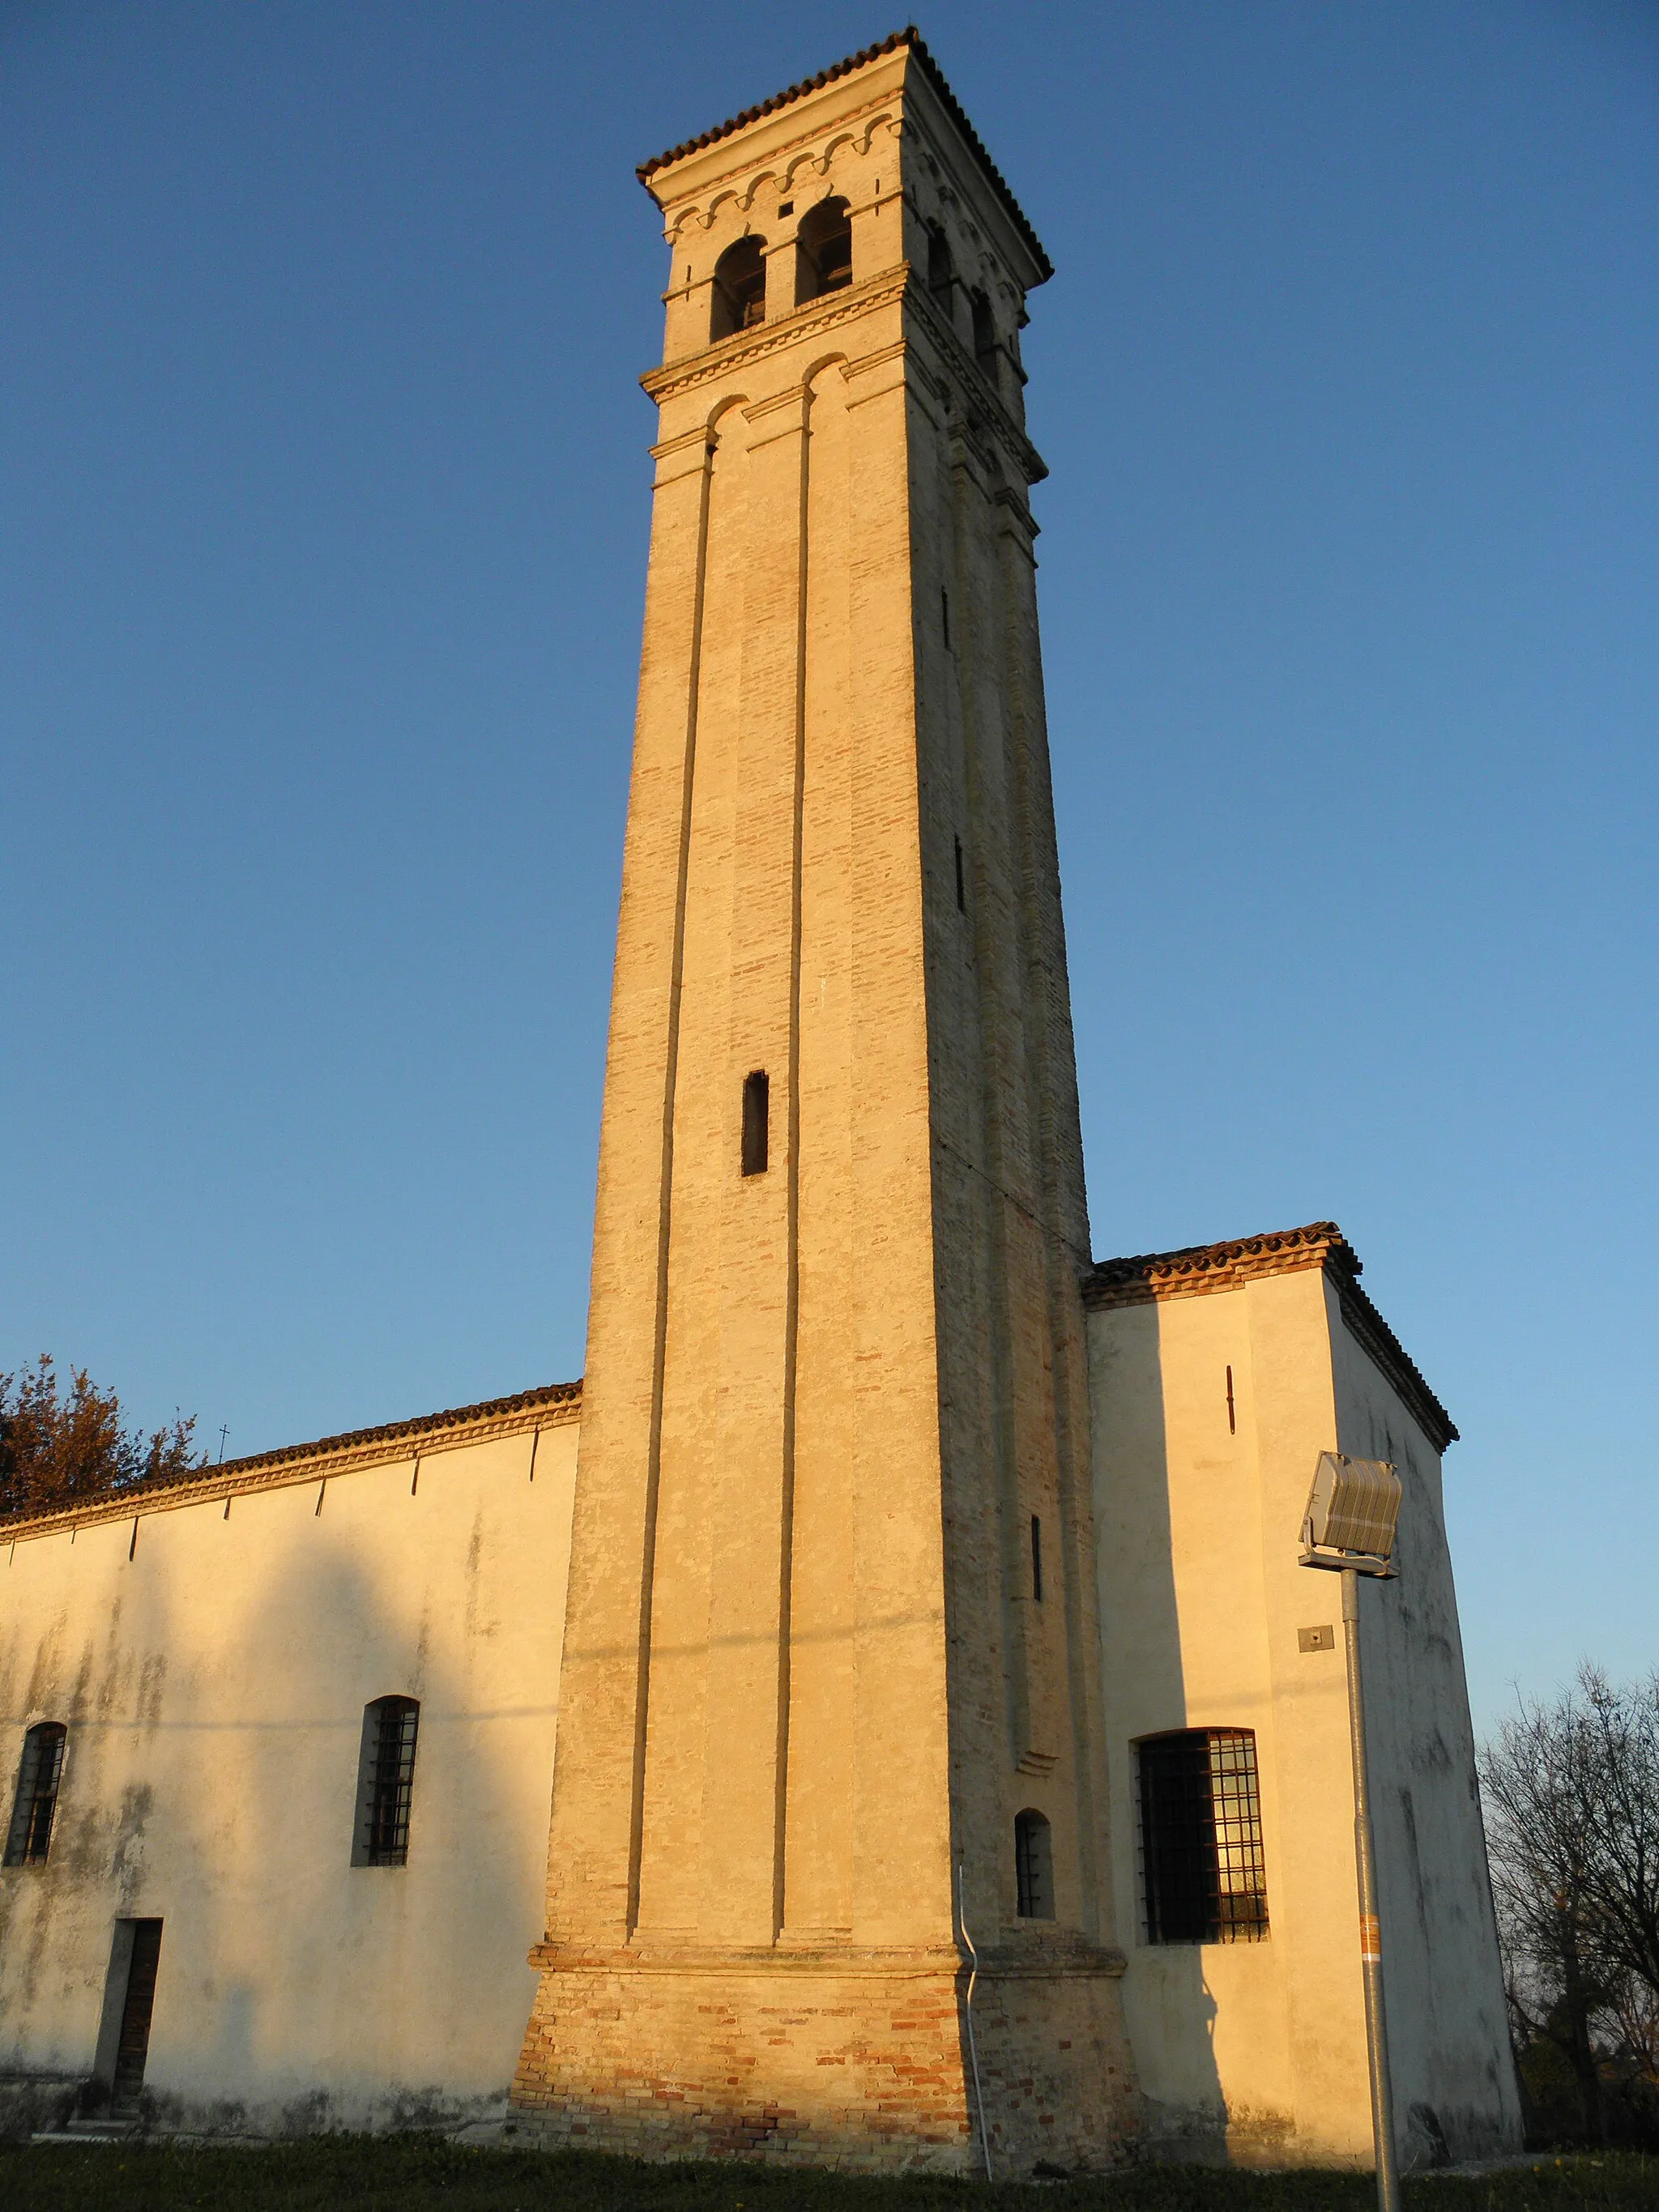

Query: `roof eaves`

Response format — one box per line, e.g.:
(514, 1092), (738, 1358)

(1082, 1222), (1458, 1455)
(637, 26), (1052, 285)
(0, 1380), (583, 1542)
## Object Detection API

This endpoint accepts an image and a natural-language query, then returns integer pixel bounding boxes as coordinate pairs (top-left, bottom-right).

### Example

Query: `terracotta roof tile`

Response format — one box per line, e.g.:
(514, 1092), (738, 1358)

(0, 1380), (582, 1543)
(637, 27), (1052, 285)
(1083, 1222), (1458, 1454)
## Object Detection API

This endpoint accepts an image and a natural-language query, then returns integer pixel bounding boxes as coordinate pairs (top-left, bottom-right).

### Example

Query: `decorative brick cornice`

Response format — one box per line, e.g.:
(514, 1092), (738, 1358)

(637, 28), (1052, 285)
(641, 264), (910, 403)
(1082, 1223), (1457, 1454)
(0, 1380), (582, 1548)
(1084, 1221), (1345, 1306)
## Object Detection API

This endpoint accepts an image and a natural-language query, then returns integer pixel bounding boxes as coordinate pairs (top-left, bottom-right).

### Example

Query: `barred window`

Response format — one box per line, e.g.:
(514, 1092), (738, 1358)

(1139, 1728), (1269, 1944)
(1013, 1808), (1054, 1920)
(5, 1722), (67, 1867)
(356, 1697), (419, 1867)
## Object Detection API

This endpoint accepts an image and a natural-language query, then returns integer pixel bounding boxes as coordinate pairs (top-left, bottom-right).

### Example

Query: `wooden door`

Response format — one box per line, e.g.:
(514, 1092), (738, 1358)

(110, 1919), (163, 2112)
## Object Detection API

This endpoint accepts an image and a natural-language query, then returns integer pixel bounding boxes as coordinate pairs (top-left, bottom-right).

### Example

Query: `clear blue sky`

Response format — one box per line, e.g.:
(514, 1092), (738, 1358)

(3, 2), (1655, 1733)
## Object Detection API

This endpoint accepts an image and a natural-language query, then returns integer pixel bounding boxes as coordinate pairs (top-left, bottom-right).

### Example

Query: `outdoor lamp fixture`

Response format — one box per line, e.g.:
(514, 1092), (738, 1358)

(1299, 1451), (1404, 2212)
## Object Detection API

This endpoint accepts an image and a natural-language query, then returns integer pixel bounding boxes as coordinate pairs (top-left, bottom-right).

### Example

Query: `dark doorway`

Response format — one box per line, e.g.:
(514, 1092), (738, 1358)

(109, 1920), (164, 2112)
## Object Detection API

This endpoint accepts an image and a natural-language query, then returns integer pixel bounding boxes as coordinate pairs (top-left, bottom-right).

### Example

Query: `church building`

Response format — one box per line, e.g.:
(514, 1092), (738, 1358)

(2, 31), (1520, 2176)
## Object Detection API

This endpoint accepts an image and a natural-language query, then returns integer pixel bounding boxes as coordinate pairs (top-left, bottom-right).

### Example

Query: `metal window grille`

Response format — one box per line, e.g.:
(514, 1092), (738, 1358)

(365, 1698), (419, 1866)
(1013, 1808), (1054, 1920)
(5, 1722), (67, 1866)
(1139, 1728), (1269, 1944)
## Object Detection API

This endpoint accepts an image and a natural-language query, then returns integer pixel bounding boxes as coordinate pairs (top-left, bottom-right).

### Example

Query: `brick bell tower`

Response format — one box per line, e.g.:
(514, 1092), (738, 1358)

(512, 31), (1135, 2173)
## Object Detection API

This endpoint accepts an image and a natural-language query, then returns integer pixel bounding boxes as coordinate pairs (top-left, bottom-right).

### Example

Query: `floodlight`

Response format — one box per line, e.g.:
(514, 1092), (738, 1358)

(1300, 1451), (1401, 1576)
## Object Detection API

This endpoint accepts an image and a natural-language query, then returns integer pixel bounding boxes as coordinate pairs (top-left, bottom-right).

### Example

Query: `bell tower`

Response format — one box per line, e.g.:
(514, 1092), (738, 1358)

(513, 31), (1135, 2173)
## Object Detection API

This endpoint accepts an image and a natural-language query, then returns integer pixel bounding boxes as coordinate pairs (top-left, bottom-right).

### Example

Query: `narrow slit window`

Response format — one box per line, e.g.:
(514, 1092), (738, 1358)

(940, 586), (951, 648)
(1030, 1513), (1043, 1602)
(741, 1069), (770, 1177)
(927, 223), (953, 305)
(1226, 1365), (1236, 1434)
(971, 289), (996, 367)
(355, 1696), (420, 1867)
(953, 835), (966, 914)
(1139, 1728), (1269, 1944)
(5, 1722), (67, 1866)
(1014, 1809), (1054, 1920)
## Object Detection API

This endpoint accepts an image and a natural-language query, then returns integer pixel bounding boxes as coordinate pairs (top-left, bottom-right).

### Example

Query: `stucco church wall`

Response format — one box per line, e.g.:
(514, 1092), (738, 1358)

(0, 1413), (577, 2137)
(1324, 1281), (1523, 2163)
(1088, 1260), (1520, 2168)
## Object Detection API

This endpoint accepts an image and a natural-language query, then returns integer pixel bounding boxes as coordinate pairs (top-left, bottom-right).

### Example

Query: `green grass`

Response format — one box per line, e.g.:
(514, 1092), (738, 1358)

(1, 2138), (1656, 2212)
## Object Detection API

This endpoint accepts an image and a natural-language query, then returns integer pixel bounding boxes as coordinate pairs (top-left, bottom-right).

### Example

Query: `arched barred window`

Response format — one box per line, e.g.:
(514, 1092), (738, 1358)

(1013, 1807), (1053, 1920)
(353, 1696), (420, 1867)
(5, 1722), (67, 1866)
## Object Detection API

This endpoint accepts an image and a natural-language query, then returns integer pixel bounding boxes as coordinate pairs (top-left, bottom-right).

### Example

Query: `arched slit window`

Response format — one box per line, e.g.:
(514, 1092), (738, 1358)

(741, 1069), (770, 1178)
(1139, 1728), (1269, 1943)
(970, 289), (996, 369)
(1013, 1807), (1054, 1920)
(795, 197), (852, 305)
(5, 1722), (67, 1866)
(710, 237), (767, 341)
(353, 1696), (420, 1867)
(927, 223), (953, 306)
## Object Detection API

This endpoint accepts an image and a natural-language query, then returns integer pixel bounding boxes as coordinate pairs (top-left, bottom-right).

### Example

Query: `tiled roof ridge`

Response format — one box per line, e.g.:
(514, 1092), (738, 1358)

(0, 1379), (582, 1541)
(637, 27), (1053, 284)
(1085, 1220), (1346, 1296)
(1083, 1222), (1458, 1455)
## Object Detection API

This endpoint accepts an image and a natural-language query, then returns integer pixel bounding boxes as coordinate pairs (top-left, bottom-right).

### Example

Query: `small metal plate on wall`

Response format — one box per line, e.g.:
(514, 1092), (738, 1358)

(1299, 1624), (1336, 1652)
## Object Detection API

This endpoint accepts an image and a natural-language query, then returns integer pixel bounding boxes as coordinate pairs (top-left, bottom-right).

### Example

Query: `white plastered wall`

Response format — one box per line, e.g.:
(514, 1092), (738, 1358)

(1088, 1264), (1520, 2167)
(1325, 1280), (1522, 2161)
(0, 1417), (578, 2135)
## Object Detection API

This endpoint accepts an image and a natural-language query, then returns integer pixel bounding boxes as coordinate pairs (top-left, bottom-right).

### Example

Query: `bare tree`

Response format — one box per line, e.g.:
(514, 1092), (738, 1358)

(1578, 1669), (1659, 2011)
(0, 1354), (201, 1519)
(1481, 1666), (1659, 2146)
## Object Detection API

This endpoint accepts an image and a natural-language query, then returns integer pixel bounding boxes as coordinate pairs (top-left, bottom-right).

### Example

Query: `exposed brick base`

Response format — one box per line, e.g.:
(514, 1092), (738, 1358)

(508, 1942), (1137, 2176)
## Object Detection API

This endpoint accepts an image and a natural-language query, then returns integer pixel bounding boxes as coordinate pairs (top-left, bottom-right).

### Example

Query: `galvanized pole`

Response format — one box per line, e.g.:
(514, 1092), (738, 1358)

(1343, 1566), (1401, 2212)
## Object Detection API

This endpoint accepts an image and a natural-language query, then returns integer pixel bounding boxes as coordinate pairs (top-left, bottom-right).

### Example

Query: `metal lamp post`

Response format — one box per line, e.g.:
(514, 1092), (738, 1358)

(1300, 1450), (1405, 2212)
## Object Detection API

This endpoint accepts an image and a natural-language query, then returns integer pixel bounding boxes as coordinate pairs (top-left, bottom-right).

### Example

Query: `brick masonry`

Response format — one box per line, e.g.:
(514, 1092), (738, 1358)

(510, 1946), (1134, 2174)
(512, 41), (1139, 2174)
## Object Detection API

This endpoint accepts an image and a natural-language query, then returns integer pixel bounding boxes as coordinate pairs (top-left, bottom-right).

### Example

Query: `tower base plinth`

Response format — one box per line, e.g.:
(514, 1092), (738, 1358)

(508, 1940), (1136, 2176)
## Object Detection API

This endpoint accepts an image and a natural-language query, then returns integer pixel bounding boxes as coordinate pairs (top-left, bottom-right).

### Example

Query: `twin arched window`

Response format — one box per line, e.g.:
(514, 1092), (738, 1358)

(4, 1722), (67, 1866)
(709, 198), (855, 345)
(354, 1695), (420, 1867)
